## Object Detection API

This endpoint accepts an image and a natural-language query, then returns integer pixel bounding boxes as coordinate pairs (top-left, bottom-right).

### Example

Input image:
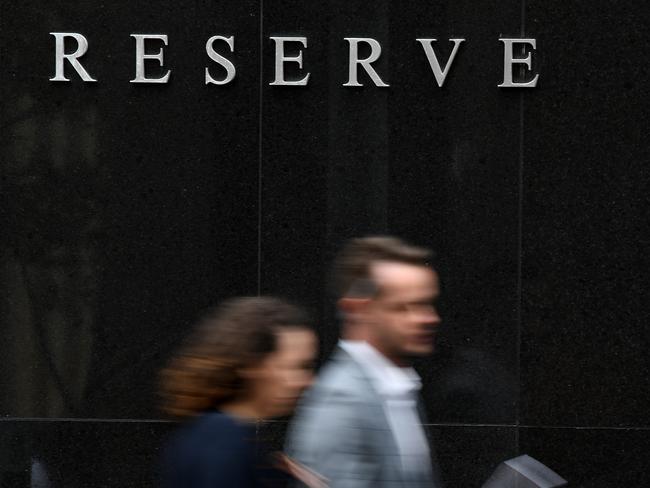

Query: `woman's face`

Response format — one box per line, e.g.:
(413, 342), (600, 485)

(253, 328), (317, 419)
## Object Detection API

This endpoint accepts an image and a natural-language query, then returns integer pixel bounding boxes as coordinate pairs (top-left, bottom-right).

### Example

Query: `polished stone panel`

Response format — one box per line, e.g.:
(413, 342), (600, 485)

(520, 427), (650, 487)
(261, 0), (523, 424)
(521, 1), (650, 427)
(0, 1), (260, 418)
(259, 0), (331, 326)
(424, 425), (517, 488)
(2, 5), (649, 488)
(0, 420), (174, 487)
(388, 1), (523, 423)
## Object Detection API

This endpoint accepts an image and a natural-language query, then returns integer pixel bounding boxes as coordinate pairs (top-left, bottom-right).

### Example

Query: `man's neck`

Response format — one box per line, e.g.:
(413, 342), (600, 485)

(341, 337), (409, 368)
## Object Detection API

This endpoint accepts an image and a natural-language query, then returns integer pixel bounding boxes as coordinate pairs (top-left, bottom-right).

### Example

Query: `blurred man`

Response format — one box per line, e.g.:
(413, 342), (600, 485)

(287, 236), (443, 487)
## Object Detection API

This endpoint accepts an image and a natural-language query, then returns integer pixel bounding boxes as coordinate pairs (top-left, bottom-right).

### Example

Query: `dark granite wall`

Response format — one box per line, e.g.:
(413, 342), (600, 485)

(1, 0), (648, 486)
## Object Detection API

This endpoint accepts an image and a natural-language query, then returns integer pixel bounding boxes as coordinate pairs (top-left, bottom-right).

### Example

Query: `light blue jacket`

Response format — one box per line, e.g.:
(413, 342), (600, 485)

(287, 348), (443, 488)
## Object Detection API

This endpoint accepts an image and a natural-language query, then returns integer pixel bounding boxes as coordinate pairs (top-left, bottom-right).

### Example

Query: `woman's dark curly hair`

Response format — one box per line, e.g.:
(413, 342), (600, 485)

(159, 296), (309, 419)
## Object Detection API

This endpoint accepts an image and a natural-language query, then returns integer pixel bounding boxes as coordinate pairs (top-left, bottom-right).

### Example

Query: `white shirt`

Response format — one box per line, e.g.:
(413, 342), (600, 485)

(339, 340), (432, 477)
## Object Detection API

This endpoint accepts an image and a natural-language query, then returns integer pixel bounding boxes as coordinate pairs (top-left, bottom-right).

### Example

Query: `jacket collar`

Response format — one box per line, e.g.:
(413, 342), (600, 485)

(338, 340), (422, 397)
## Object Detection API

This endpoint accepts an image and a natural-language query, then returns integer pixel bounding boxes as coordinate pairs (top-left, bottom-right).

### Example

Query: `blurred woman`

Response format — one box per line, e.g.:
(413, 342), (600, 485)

(159, 297), (319, 488)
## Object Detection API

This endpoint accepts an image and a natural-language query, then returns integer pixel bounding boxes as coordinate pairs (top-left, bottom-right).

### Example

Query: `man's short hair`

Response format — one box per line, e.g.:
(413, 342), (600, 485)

(331, 236), (433, 298)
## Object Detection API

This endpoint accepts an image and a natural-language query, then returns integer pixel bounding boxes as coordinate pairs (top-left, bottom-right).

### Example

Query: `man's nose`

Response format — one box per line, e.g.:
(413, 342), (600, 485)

(409, 304), (441, 326)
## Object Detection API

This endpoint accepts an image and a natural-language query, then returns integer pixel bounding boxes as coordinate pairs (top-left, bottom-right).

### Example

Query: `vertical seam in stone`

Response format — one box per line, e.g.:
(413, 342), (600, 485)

(516, 0), (527, 455)
(257, 0), (264, 297)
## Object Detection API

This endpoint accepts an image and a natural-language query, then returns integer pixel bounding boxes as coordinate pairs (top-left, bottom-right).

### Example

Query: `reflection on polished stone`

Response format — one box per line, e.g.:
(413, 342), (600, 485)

(1, 0), (261, 419)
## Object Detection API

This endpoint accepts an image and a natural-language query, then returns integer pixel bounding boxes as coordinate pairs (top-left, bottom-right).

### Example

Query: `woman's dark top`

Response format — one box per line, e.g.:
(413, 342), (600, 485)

(161, 412), (290, 488)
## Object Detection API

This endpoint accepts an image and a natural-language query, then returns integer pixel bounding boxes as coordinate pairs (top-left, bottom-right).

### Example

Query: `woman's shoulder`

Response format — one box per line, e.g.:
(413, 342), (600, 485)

(161, 413), (258, 487)
(168, 412), (255, 455)
(193, 411), (253, 433)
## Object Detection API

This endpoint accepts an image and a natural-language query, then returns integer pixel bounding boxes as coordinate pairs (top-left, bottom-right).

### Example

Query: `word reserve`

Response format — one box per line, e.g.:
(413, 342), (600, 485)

(49, 33), (540, 88)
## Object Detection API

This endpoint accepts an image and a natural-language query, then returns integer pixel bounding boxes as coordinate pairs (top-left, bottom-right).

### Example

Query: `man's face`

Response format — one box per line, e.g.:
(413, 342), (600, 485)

(365, 261), (441, 360)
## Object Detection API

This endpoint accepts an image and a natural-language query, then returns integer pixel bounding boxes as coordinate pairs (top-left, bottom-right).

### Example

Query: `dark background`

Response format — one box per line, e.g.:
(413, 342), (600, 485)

(1, 0), (648, 486)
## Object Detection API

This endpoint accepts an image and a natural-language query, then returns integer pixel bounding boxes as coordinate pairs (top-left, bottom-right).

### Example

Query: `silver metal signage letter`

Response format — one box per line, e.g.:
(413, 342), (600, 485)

(416, 38), (465, 87)
(269, 37), (310, 86)
(498, 38), (539, 88)
(343, 38), (389, 87)
(130, 34), (171, 84)
(206, 36), (236, 85)
(49, 33), (97, 82)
